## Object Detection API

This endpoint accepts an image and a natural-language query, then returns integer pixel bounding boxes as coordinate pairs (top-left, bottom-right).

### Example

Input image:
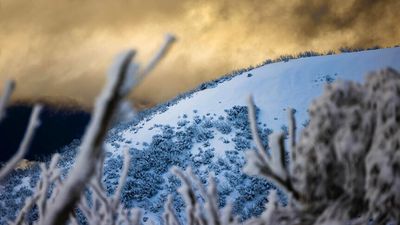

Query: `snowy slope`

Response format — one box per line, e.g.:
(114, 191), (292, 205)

(1, 47), (400, 224)
(115, 47), (400, 148)
(104, 47), (400, 222)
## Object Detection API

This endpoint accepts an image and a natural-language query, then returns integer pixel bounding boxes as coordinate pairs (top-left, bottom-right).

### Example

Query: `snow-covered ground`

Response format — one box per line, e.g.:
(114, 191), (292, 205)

(1, 47), (400, 224)
(120, 47), (400, 145)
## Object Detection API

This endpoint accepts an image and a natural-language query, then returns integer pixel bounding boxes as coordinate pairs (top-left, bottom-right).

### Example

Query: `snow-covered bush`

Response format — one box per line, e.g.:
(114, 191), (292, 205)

(244, 68), (400, 225)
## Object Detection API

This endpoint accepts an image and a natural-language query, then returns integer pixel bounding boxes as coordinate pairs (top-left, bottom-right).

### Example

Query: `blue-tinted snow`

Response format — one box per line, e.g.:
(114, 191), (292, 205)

(1, 47), (400, 224)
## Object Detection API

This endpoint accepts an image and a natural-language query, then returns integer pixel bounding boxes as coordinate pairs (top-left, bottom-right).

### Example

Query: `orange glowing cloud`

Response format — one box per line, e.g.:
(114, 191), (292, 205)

(0, 0), (399, 108)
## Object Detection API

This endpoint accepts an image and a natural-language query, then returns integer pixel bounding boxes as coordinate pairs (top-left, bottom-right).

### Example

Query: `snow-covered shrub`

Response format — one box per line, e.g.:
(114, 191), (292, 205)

(324, 74), (335, 84)
(215, 120), (232, 134)
(244, 68), (400, 225)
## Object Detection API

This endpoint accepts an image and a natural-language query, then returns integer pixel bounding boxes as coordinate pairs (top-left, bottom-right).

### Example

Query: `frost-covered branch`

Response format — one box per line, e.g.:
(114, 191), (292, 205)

(0, 104), (42, 181)
(12, 189), (41, 225)
(205, 176), (221, 225)
(2, 35), (174, 225)
(70, 146), (137, 225)
(245, 95), (300, 200)
(11, 154), (60, 225)
(244, 68), (400, 224)
(42, 50), (137, 225)
(247, 95), (270, 161)
(0, 79), (15, 122)
(140, 34), (176, 79)
(187, 169), (221, 225)
(37, 154), (61, 220)
(54, 115), (137, 225)
(172, 167), (199, 225)
(39, 34), (175, 225)
(169, 167), (237, 225)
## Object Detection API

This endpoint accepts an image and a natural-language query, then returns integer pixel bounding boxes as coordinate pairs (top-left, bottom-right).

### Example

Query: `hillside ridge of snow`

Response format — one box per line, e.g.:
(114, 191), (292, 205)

(1, 47), (400, 224)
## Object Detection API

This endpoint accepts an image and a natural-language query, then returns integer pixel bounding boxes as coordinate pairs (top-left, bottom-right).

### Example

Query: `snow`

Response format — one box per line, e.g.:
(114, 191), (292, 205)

(103, 47), (400, 222)
(119, 47), (400, 144)
(1, 47), (400, 224)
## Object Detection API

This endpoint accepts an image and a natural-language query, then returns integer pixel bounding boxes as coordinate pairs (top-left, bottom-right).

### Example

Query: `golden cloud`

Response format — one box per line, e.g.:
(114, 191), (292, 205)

(0, 0), (399, 107)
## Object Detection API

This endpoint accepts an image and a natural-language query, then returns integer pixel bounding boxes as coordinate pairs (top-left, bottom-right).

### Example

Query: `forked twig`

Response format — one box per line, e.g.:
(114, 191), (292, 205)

(245, 95), (300, 200)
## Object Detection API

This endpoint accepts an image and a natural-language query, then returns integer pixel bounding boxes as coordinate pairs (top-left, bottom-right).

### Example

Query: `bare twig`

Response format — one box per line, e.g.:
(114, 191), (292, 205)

(0, 104), (42, 180)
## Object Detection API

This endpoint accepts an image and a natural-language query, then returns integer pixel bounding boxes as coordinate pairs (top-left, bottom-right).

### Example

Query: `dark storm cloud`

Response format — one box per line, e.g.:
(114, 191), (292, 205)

(0, 0), (398, 107)
(291, 0), (400, 46)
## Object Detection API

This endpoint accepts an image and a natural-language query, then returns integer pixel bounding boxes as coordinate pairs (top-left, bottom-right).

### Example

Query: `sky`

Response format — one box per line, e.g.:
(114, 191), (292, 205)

(0, 0), (399, 109)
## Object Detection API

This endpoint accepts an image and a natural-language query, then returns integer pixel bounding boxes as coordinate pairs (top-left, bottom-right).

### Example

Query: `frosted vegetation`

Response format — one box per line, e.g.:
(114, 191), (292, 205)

(0, 40), (399, 225)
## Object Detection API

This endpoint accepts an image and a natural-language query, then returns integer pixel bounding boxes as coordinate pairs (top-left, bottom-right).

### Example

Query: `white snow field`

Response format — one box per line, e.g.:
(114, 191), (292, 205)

(117, 47), (400, 147)
(1, 47), (400, 224)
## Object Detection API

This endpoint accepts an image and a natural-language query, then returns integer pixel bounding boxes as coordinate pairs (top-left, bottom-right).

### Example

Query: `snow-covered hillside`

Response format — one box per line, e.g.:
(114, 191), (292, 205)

(127, 47), (400, 139)
(1, 47), (400, 224)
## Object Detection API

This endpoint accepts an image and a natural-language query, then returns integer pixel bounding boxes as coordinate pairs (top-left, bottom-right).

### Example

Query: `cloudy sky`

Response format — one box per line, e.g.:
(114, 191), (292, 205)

(1, 0), (399, 108)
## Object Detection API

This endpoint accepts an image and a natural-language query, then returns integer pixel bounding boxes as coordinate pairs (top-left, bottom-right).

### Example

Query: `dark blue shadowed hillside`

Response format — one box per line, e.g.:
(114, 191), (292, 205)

(0, 104), (90, 162)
